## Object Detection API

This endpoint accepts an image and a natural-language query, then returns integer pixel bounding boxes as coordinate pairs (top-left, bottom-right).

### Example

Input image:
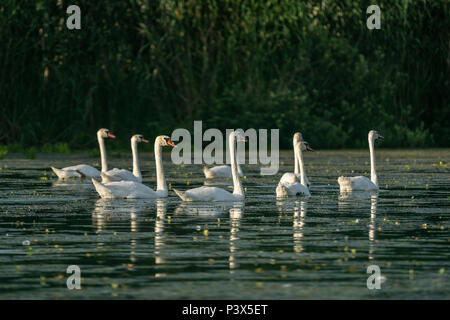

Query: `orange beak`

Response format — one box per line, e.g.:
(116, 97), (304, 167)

(306, 145), (314, 152)
(167, 139), (176, 147)
(141, 138), (149, 143)
(107, 133), (116, 138)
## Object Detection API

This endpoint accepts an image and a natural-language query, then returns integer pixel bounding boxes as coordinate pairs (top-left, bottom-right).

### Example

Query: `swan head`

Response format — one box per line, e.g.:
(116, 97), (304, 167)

(156, 135), (176, 147)
(293, 132), (303, 143)
(97, 128), (115, 139)
(295, 140), (314, 152)
(302, 141), (314, 152)
(233, 130), (248, 143)
(369, 130), (384, 141)
(132, 134), (149, 143)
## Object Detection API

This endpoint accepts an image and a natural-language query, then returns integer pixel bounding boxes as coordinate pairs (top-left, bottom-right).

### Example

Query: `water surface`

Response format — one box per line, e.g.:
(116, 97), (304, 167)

(0, 149), (449, 299)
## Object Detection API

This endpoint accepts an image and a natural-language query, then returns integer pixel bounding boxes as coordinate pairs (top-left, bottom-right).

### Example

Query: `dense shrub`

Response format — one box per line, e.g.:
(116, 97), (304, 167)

(0, 0), (448, 149)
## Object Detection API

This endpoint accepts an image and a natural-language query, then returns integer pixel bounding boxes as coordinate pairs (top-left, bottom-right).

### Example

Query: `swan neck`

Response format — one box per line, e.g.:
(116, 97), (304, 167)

(230, 132), (244, 197)
(155, 140), (167, 192)
(237, 160), (243, 176)
(131, 138), (141, 180)
(295, 143), (307, 187)
(98, 134), (108, 172)
(369, 136), (377, 186)
(294, 139), (299, 175)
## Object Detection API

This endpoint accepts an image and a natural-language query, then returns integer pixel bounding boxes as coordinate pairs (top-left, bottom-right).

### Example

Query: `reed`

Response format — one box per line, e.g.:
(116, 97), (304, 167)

(0, 0), (448, 150)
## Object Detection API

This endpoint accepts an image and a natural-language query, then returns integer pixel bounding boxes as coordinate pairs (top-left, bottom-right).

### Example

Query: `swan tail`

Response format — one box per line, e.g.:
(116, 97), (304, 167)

(91, 178), (113, 198)
(276, 183), (289, 198)
(51, 166), (64, 178)
(203, 166), (213, 179)
(173, 188), (192, 202)
(338, 176), (352, 192)
(51, 166), (81, 179)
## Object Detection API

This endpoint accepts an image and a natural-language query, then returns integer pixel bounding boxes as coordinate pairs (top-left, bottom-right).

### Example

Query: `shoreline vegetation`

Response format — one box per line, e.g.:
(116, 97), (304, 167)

(1, 1), (448, 150)
(0, 145), (449, 161)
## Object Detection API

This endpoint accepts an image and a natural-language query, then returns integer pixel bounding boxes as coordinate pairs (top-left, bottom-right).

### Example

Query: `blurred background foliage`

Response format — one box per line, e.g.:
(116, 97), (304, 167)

(0, 0), (448, 151)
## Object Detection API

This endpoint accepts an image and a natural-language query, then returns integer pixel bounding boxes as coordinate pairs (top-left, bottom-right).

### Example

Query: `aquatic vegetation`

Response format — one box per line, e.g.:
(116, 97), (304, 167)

(0, 146), (7, 159)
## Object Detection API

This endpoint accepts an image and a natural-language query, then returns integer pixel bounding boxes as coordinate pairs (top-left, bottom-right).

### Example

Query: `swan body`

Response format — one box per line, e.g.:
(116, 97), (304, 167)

(338, 176), (378, 192)
(101, 168), (140, 183)
(276, 180), (310, 197)
(101, 134), (148, 183)
(51, 165), (99, 179)
(280, 172), (309, 186)
(92, 178), (163, 199)
(276, 134), (311, 197)
(51, 128), (115, 179)
(92, 135), (175, 199)
(174, 186), (243, 202)
(203, 164), (243, 179)
(338, 130), (383, 192)
(175, 131), (245, 202)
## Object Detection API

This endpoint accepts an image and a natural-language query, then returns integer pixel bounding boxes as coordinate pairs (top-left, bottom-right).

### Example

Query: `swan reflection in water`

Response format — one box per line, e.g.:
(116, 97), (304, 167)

(93, 199), (149, 263)
(338, 191), (378, 260)
(174, 201), (228, 217)
(229, 202), (244, 273)
(154, 199), (167, 278)
(369, 194), (377, 261)
(277, 199), (308, 253)
(174, 201), (244, 273)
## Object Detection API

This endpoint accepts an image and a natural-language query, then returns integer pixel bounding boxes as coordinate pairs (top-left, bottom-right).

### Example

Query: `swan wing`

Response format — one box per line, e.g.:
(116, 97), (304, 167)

(51, 166), (82, 179)
(280, 173), (310, 186)
(204, 165), (232, 178)
(63, 165), (101, 178)
(280, 172), (298, 184)
(338, 176), (378, 192)
(174, 186), (237, 201)
(92, 179), (158, 199)
(104, 168), (140, 182)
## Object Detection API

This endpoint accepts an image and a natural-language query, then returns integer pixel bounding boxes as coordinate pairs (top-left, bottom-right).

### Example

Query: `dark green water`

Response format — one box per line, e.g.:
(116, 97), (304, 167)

(0, 149), (449, 299)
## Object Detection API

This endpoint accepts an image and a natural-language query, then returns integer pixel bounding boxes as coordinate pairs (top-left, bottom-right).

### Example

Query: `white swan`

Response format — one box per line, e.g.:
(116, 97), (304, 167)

(280, 132), (313, 186)
(174, 131), (245, 201)
(51, 128), (115, 179)
(101, 134), (149, 183)
(91, 135), (176, 199)
(276, 140), (311, 197)
(338, 130), (383, 192)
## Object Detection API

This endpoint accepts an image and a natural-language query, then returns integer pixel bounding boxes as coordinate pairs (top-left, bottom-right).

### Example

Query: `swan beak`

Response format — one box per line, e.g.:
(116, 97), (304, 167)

(167, 140), (176, 147)
(107, 133), (116, 138)
(306, 145), (314, 152)
(141, 138), (149, 143)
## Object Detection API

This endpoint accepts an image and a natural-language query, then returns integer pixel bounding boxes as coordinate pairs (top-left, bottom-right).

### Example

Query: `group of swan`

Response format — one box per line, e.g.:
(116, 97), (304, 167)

(92, 135), (176, 199)
(51, 128), (383, 201)
(51, 128), (116, 179)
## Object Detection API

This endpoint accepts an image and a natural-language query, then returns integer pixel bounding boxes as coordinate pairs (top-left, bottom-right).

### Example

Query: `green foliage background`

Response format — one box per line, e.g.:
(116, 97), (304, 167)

(0, 0), (448, 150)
